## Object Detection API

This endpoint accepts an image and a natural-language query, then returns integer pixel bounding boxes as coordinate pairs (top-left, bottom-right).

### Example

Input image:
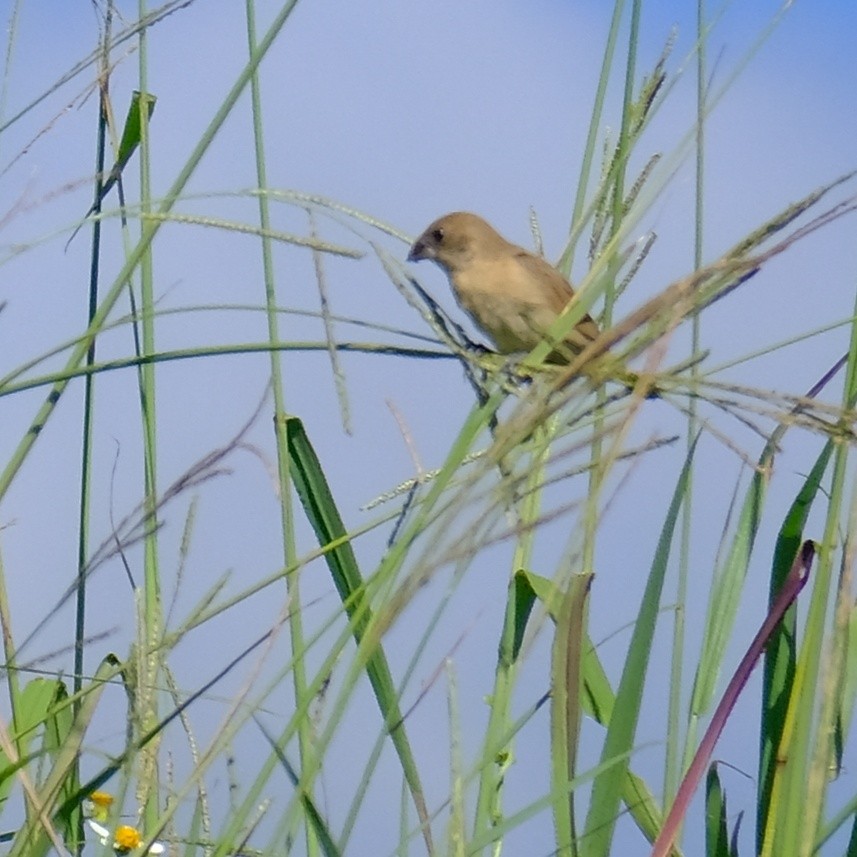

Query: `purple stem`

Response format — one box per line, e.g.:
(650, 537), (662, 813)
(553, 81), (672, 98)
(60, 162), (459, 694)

(651, 541), (815, 857)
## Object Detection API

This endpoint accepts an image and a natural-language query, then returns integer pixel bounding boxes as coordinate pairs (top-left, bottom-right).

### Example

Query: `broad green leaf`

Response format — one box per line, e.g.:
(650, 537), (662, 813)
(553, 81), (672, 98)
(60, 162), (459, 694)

(758, 440), (832, 852)
(286, 416), (431, 853)
(10, 657), (119, 857)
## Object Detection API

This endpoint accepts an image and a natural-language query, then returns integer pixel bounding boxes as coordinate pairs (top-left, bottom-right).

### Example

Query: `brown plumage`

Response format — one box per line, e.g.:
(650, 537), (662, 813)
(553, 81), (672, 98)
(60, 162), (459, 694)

(408, 211), (599, 364)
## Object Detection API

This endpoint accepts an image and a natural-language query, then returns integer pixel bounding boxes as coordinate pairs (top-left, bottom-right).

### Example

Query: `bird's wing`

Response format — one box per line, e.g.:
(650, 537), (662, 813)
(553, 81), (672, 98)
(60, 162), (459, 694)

(513, 249), (600, 341)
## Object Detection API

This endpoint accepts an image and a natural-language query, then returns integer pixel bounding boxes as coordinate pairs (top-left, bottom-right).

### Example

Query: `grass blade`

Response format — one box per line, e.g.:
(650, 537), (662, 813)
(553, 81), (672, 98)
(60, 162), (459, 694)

(582, 437), (697, 856)
(286, 417), (433, 854)
(653, 542), (815, 857)
(757, 441), (833, 851)
(550, 572), (593, 857)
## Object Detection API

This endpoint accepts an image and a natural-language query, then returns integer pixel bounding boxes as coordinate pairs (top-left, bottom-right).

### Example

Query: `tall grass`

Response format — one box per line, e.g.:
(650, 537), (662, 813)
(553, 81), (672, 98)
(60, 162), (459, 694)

(0, 2), (855, 856)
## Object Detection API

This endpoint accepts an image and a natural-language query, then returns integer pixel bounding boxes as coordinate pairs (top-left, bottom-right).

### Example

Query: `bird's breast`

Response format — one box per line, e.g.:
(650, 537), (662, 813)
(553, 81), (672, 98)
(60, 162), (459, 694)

(451, 262), (562, 352)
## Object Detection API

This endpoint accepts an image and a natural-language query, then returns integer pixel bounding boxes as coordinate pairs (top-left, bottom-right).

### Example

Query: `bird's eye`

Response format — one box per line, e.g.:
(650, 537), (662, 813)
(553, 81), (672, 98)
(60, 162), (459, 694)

(431, 227), (444, 243)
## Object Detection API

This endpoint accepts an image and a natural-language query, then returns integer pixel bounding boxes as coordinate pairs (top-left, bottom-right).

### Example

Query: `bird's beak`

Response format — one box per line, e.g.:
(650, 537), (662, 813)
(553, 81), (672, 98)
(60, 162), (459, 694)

(407, 237), (431, 262)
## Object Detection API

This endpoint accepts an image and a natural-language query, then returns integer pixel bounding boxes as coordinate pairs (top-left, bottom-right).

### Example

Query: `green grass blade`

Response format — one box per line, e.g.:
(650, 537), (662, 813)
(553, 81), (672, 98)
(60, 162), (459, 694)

(256, 717), (342, 857)
(9, 656), (119, 857)
(0, 0), (303, 507)
(765, 330), (857, 857)
(564, 0), (626, 273)
(472, 570), (538, 841)
(525, 570), (671, 849)
(0, 679), (68, 817)
(473, 570), (547, 837)
(581, 437), (697, 857)
(42, 682), (79, 850)
(688, 465), (765, 726)
(757, 440), (833, 852)
(689, 354), (846, 758)
(447, 661), (465, 857)
(837, 601), (857, 770)
(97, 89), (157, 207)
(550, 573), (592, 857)
(285, 416), (433, 853)
(182, 797), (204, 857)
(704, 764), (729, 857)
(656, 543), (814, 857)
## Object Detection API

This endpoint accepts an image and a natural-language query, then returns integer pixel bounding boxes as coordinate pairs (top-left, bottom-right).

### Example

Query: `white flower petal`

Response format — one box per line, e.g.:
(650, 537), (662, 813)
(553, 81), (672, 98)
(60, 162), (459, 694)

(86, 819), (110, 845)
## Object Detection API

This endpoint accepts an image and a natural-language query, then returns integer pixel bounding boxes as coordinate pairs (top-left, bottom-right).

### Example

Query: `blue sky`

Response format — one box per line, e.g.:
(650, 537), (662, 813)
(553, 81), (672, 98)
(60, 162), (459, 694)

(2, 1), (857, 854)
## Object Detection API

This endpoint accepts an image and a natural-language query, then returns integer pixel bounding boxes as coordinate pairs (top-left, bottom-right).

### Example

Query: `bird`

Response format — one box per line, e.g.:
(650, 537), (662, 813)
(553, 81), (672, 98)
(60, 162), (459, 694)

(407, 211), (599, 365)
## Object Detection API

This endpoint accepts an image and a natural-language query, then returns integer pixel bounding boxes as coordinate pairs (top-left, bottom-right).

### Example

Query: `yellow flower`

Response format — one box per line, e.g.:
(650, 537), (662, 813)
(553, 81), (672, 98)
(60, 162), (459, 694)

(87, 791), (115, 823)
(114, 825), (141, 852)
(86, 818), (165, 855)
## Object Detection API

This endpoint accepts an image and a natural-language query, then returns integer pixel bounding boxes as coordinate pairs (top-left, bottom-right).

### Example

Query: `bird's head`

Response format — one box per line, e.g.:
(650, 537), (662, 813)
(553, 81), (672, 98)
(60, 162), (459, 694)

(408, 211), (507, 273)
